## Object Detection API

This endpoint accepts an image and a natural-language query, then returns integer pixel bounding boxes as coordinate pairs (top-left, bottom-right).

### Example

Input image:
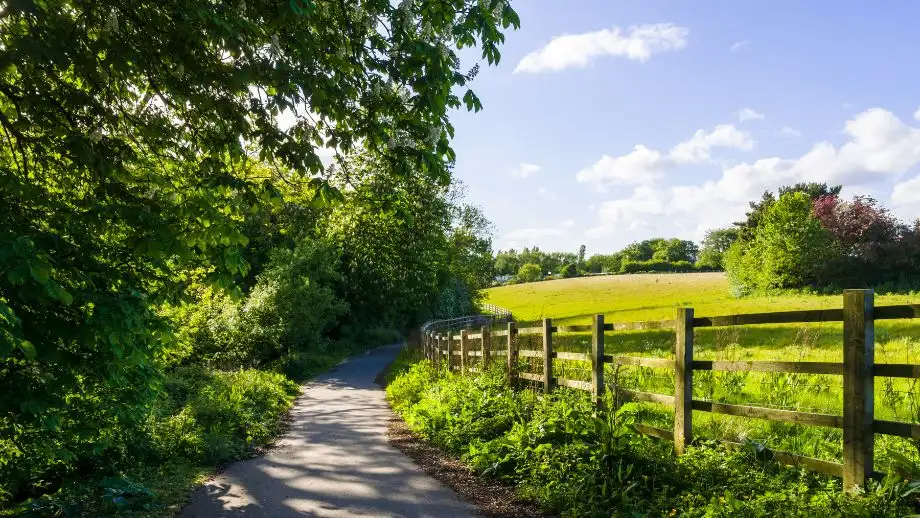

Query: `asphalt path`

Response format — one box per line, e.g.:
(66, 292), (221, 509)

(182, 344), (475, 517)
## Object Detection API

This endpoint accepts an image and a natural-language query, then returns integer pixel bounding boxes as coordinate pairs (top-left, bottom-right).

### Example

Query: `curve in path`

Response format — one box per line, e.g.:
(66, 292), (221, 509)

(182, 344), (475, 517)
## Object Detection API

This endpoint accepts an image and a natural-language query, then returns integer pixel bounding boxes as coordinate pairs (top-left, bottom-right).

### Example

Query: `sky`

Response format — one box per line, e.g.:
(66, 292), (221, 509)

(447, 1), (920, 255)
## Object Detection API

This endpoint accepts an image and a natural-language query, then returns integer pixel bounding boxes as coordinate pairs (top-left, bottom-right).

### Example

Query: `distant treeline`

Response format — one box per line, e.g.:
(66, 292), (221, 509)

(493, 238), (715, 284)
(494, 181), (920, 292)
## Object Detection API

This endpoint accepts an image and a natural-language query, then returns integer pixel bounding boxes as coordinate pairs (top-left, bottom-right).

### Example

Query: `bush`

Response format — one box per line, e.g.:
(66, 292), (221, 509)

(151, 366), (299, 464)
(169, 238), (348, 371)
(387, 356), (918, 517)
(515, 263), (543, 283)
(560, 263), (579, 278)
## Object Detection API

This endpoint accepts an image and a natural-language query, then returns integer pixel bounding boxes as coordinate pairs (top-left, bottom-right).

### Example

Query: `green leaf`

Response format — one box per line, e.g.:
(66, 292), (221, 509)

(18, 340), (36, 360)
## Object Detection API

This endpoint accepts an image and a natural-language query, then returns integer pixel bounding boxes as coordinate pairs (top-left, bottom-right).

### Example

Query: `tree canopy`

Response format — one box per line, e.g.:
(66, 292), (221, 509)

(0, 0), (517, 507)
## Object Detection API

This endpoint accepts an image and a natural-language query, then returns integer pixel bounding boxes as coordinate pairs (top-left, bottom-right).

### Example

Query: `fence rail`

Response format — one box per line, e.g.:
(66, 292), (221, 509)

(420, 289), (920, 493)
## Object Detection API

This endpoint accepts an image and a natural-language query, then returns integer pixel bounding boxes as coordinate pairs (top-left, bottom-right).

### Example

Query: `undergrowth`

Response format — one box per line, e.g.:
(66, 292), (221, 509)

(2, 337), (384, 517)
(387, 352), (920, 517)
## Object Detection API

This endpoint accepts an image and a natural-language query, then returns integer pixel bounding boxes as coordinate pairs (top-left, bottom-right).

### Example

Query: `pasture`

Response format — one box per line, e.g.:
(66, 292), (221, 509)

(482, 273), (920, 474)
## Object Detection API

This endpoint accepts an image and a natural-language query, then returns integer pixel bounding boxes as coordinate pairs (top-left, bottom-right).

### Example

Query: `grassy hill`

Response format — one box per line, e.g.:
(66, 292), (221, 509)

(484, 272), (918, 325)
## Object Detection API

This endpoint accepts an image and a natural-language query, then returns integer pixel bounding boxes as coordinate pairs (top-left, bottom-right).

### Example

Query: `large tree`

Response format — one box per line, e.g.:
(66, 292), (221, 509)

(0, 0), (518, 498)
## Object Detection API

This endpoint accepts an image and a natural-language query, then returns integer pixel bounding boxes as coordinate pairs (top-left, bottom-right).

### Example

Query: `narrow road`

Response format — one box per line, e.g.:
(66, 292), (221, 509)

(182, 344), (475, 517)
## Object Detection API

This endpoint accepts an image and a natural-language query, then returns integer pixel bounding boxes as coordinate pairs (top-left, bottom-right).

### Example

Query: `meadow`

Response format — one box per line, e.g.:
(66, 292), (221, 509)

(482, 273), (920, 476)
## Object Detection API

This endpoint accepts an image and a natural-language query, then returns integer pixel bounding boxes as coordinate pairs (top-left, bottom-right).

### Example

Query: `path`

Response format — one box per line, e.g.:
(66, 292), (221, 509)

(182, 344), (476, 517)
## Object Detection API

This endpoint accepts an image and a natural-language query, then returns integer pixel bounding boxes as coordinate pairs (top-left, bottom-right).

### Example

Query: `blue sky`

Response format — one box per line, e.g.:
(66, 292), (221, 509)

(448, 1), (920, 254)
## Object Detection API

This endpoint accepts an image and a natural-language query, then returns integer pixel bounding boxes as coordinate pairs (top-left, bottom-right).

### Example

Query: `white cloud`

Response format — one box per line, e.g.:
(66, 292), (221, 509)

(577, 124), (754, 190)
(669, 124), (755, 164)
(586, 186), (664, 238)
(730, 40), (749, 52)
(778, 126), (802, 138)
(584, 108), (920, 248)
(511, 162), (541, 179)
(737, 107), (765, 123)
(514, 23), (688, 74)
(914, 107), (920, 121)
(891, 174), (920, 206)
(575, 145), (666, 186)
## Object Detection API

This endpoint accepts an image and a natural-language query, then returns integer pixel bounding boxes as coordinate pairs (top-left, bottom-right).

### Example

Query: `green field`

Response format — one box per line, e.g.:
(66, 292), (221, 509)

(484, 272), (919, 324)
(482, 273), (920, 474)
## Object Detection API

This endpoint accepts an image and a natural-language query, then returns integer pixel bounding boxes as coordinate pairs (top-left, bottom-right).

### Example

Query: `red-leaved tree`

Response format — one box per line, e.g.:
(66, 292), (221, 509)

(812, 195), (901, 259)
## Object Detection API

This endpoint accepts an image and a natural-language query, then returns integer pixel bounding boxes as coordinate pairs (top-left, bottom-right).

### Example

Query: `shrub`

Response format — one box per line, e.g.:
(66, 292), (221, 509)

(387, 356), (918, 517)
(151, 366), (299, 464)
(515, 263), (542, 283)
(560, 263), (579, 278)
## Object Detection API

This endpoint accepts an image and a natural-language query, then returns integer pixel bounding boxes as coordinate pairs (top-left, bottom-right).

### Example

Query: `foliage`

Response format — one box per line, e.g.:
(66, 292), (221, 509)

(6, 366), (298, 516)
(697, 227), (739, 269)
(494, 247), (577, 278)
(1, 0), (518, 509)
(622, 238), (698, 263)
(515, 263), (543, 284)
(726, 186), (920, 293)
(735, 183), (842, 240)
(584, 253), (623, 274)
(726, 192), (836, 294)
(560, 263), (579, 278)
(619, 259), (700, 274)
(387, 358), (917, 517)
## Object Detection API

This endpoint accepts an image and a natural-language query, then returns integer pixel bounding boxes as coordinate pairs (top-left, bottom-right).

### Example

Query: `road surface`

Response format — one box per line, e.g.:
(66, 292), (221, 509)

(182, 344), (475, 517)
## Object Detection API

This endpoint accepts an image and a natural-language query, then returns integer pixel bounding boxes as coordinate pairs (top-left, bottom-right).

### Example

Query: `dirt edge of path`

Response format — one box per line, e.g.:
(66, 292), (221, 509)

(385, 416), (551, 518)
(377, 356), (551, 518)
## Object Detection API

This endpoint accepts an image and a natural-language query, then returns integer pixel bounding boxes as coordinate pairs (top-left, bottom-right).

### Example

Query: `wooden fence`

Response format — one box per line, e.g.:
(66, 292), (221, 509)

(420, 289), (920, 493)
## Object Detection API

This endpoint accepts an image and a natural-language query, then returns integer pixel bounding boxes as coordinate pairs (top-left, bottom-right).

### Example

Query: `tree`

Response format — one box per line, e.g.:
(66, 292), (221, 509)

(515, 263), (543, 283)
(651, 239), (699, 263)
(813, 195), (901, 258)
(578, 244), (586, 265)
(697, 228), (739, 269)
(725, 192), (835, 293)
(493, 249), (521, 277)
(0, 0), (518, 499)
(735, 183), (841, 239)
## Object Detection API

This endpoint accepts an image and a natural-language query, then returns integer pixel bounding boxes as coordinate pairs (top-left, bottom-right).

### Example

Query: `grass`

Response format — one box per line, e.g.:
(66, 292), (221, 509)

(484, 272), (920, 324)
(387, 353), (919, 516)
(480, 273), (920, 478)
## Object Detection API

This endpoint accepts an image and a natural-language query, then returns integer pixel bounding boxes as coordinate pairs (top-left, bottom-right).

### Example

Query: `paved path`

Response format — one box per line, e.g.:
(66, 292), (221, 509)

(182, 344), (475, 517)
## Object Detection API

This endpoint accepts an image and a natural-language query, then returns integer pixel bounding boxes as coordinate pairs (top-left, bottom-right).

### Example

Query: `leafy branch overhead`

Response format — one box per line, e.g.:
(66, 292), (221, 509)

(0, 0), (517, 508)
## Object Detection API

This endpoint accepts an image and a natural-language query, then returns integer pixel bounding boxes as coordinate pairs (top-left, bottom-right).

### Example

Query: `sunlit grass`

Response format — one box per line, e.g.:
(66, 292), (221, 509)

(476, 273), (920, 474)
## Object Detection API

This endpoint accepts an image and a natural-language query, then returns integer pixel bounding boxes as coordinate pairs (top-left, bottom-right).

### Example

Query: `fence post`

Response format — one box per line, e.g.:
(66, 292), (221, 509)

(460, 329), (469, 375)
(543, 318), (553, 394)
(446, 331), (453, 373)
(592, 314), (605, 409)
(507, 321), (517, 389)
(674, 307), (694, 455)
(438, 334), (444, 370)
(481, 325), (491, 370)
(843, 289), (874, 492)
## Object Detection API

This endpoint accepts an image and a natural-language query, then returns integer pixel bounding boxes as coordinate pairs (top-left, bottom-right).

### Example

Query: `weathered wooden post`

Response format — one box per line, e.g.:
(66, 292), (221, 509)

(543, 318), (553, 394)
(592, 314), (605, 409)
(507, 321), (517, 388)
(843, 289), (874, 492)
(437, 333), (443, 369)
(674, 307), (694, 455)
(460, 329), (469, 375)
(446, 331), (454, 373)
(481, 325), (491, 370)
